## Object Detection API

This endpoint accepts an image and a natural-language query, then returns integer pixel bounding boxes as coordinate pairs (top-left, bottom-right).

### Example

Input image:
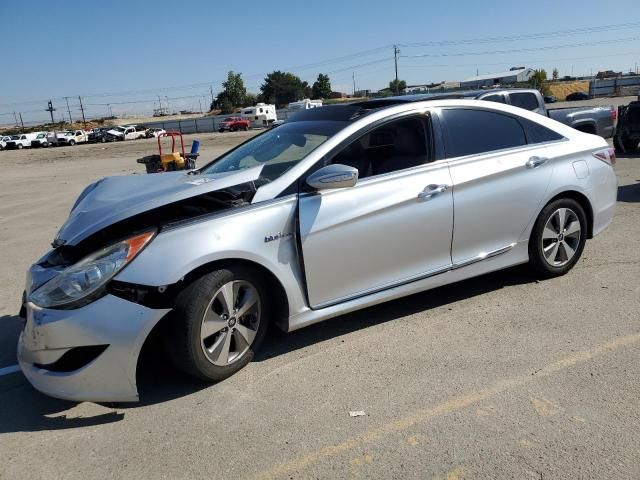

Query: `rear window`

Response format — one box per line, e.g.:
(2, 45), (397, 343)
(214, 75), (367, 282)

(441, 108), (527, 158)
(509, 92), (539, 111)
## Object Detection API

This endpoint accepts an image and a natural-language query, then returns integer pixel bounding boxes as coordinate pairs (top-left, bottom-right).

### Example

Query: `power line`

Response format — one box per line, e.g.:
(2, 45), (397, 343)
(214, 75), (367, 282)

(400, 35), (640, 58)
(398, 21), (640, 48)
(400, 50), (640, 69)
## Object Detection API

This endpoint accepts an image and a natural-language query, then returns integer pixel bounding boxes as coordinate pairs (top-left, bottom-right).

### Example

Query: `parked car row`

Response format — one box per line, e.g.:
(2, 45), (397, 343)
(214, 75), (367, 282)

(0, 124), (157, 151)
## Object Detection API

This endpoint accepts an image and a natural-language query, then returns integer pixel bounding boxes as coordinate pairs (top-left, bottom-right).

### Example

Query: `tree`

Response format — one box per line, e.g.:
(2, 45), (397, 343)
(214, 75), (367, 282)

(312, 73), (332, 99)
(528, 69), (550, 95)
(219, 97), (235, 115)
(216, 71), (247, 109)
(242, 93), (257, 108)
(552, 68), (559, 81)
(389, 79), (407, 95)
(260, 71), (312, 107)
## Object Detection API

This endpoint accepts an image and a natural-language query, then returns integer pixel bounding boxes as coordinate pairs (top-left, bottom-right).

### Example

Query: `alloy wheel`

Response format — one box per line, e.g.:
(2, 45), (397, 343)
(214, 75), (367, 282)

(200, 280), (261, 366)
(541, 207), (582, 267)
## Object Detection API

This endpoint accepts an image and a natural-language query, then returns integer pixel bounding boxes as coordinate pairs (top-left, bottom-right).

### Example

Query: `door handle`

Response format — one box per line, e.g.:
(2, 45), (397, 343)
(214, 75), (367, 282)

(418, 184), (449, 200)
(526, 156), (549, 169)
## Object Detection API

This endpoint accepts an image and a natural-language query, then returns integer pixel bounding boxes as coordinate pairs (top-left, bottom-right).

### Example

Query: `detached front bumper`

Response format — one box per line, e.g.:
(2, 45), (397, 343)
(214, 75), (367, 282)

(18, 294), (170, 402)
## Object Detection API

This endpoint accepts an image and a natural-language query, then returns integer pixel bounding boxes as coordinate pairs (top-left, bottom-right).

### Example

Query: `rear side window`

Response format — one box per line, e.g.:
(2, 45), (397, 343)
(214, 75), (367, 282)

(518, 118), (564, 143)
(441, 109), (527, 158)
(482, 94), (506, 104)
(509, 92), (539, 111)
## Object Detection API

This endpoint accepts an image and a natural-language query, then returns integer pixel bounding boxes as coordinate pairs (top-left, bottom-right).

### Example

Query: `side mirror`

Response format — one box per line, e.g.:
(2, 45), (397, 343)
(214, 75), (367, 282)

(306, 164), (359, 191)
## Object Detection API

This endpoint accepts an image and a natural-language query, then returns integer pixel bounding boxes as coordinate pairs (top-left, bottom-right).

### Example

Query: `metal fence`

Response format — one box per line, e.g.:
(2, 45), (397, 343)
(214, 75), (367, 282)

(141, 109), (295, 134)
(590, 76), (640, 97)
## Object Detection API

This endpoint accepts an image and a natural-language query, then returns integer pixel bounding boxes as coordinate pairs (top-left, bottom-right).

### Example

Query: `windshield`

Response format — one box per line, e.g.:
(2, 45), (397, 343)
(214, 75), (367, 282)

(115, 127), (126, 133)
(200, 121), (344, 183)
(11, 135), (19, 140)
(36, 134), (45, 138)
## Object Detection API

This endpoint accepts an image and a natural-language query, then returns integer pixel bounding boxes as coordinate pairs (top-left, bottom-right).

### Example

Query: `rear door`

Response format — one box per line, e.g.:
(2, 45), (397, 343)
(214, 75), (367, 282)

(298, 113), (454, 308)
(439, 107), (555, 265)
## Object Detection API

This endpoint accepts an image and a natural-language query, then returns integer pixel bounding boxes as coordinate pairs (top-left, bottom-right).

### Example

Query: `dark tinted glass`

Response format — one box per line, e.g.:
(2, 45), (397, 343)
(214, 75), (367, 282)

(331, 116), (430, 178)
(482, 94), (506, 104)
(441, 109), (526, 158)
(509, 92), (539, 111)
(519, 117), (564, 143)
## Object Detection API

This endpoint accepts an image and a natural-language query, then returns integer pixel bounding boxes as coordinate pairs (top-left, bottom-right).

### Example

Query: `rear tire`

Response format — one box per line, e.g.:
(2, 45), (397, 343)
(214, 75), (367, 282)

(166, 267), (269, 382)
(17, 144), (23, 150)
(69, 140), (75, 146)
(528, 198), (587, 278)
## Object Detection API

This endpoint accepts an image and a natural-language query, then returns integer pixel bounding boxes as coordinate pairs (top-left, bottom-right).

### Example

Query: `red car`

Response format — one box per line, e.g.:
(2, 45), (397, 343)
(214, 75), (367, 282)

(218, 117), (251, 132)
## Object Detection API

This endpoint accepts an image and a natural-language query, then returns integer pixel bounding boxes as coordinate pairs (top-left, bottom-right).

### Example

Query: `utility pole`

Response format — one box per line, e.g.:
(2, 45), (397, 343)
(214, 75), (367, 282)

(64, 96), (73, 124)
(45, 101), (56, 124)
(198, 99), (203, 113)
(165, 96), (170, 114)
(393, 45), (400, 95)
(157, 95), (162, 112)
(19, 113), (24, 132)
(352, 72), (356, 96)
(209, 85), (215, 107)
(78, 96), (87, 128)
(13, 111), (18, 127)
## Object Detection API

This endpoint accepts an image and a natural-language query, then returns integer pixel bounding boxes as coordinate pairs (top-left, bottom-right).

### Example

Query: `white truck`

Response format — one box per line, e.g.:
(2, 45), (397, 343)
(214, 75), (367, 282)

(0, 135), (11, 150)
(240, 103), (277, 128)
(30, 131), (53, 148)
(56, 130), (89, 146)
(106, 125), (147, 141)
(3, 133), (35, 149)
(287, 98), (323, 111)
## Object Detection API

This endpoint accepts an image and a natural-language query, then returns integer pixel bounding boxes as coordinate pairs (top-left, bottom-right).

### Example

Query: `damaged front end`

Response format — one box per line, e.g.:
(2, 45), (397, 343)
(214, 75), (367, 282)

(19, 167), (264, 402)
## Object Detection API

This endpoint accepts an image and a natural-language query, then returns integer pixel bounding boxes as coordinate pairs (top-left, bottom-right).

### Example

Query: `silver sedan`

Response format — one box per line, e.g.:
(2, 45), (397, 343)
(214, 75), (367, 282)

(19, 97), (617, 402)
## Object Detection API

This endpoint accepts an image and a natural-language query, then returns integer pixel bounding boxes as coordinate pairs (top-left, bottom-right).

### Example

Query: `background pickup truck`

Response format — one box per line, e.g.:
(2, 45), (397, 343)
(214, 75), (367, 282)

(218, 117), (251, 132)
(437, 88), (616, 138)
(107, 125), (147, 141)
(3, 134), (34, 149)
(56, 130), (89, 146)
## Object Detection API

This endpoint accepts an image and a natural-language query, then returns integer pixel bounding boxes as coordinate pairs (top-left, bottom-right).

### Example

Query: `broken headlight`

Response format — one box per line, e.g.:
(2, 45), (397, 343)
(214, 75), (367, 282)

(30, 231), (155, 309)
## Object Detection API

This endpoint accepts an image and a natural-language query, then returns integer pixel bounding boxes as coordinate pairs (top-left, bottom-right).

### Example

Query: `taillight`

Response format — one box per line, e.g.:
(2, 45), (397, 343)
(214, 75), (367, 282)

(610, 108), (617, 122)
(593, 147), (616, 166)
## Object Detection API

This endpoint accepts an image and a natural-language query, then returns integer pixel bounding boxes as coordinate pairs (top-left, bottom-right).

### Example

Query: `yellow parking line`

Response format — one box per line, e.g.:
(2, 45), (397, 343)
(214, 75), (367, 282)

(255, 333), (640, 480)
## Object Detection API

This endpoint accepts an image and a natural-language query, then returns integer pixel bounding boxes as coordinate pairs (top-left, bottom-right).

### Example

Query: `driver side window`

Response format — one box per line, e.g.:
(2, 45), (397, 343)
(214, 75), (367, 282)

(330, 115), (432, 179)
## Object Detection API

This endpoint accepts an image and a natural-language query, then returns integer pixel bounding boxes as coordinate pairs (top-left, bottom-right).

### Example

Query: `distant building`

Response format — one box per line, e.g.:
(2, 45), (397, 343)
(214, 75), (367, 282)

(460, 67), (534, 88)
(354, 89), (371, 97)
(330, 91), (347, 99)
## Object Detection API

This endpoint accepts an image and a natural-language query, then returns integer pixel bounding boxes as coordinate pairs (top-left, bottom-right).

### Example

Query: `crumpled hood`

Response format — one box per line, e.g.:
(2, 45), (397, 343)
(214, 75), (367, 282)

(55, 166), (263, 246)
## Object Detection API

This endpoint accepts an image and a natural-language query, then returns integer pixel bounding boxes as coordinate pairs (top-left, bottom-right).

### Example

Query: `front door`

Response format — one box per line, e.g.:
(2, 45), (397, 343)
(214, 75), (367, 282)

(299, 136), (454, 309)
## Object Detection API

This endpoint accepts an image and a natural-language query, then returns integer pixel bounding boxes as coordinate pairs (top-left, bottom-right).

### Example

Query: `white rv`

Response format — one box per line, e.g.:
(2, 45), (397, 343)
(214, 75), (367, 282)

(287, 99), (323, 111)
(240, 103), (277, 128)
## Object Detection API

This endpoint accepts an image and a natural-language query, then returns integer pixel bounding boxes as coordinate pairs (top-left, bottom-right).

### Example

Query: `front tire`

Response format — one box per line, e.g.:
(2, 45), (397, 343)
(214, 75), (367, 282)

(167, 267), (269, 382)
(69, 140), (75, 146)
(17, 144), (23, 150)
(528, 198), (587, 278)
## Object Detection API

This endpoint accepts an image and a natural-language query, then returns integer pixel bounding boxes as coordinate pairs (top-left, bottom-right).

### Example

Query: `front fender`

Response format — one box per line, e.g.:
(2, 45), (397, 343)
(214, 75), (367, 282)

(114, 195), (309, 318)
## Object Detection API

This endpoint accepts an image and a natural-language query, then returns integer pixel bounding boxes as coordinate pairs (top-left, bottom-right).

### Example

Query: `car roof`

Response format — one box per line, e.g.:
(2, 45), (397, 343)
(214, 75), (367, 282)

(288, 89), (533, 123)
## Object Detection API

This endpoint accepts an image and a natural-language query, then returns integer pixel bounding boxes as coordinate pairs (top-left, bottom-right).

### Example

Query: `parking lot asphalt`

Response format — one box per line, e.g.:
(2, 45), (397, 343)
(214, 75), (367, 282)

(0, 134), (638, 479)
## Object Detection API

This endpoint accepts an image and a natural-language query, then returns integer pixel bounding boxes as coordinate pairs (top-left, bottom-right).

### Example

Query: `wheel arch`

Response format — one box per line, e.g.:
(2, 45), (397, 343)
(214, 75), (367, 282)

(572, 122), (597, 135)
(544, 190), (594, 238)
(179, 258), (290, 331)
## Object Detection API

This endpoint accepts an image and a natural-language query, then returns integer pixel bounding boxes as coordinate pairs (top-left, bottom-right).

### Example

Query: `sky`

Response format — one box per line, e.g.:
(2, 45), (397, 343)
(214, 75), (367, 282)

(1, 0), (639, 125)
